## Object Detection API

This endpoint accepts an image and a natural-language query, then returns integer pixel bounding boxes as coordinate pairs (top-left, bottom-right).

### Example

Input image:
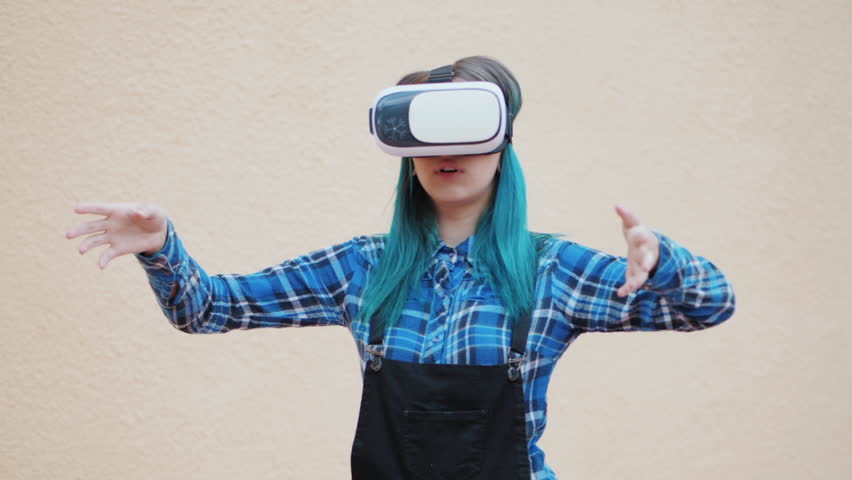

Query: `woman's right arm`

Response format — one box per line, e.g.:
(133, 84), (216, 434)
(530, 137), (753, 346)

(135, 218), (368, 333)
(67, 202), (371, 334)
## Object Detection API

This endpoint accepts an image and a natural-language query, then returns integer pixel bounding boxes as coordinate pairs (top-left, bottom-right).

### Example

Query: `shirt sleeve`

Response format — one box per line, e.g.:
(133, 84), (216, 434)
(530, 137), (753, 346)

(134, 218), (370, 334)
(552, 230), (736, 333)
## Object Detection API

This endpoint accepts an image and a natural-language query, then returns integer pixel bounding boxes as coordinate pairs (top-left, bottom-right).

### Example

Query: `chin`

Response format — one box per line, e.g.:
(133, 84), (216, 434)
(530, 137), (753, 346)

(431, 192), (486, 207)
(432, 195), (470, 205)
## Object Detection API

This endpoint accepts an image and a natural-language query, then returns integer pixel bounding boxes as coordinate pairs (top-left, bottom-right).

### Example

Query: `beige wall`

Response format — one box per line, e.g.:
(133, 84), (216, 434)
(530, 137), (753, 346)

(3, 1), (850, 478)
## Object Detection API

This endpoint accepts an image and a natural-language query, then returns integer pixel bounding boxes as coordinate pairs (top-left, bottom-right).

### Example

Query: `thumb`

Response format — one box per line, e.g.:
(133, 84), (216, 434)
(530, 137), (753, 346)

(134, 208), (151, 219)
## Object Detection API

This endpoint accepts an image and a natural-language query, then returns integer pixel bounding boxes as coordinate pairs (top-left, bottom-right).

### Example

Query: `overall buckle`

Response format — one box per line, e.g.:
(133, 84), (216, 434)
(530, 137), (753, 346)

(507, 355), (525, 381)
(366, 345), (384, 372)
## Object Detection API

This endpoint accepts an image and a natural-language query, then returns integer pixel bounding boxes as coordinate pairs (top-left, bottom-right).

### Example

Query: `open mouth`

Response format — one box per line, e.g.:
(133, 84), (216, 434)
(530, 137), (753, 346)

(434, 159), (462, 177)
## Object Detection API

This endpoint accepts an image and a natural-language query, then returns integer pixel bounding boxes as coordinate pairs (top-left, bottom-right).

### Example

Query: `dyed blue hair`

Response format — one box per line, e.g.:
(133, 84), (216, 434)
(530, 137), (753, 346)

(357, 56), (554, 333)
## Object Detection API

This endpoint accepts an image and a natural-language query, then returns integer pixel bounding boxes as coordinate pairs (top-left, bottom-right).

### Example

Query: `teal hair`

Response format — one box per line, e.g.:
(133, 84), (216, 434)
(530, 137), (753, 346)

(358, 143), (554, 334)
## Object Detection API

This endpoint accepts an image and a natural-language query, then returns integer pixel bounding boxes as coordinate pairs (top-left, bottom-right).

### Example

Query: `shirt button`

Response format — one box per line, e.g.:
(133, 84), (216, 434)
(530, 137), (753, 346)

(432, 337), (440, 343)
(449, 252), (457, 262)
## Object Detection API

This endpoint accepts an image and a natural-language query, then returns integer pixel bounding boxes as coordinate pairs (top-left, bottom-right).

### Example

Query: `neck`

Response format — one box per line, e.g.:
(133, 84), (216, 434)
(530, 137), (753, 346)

(434, 196), (491, 248)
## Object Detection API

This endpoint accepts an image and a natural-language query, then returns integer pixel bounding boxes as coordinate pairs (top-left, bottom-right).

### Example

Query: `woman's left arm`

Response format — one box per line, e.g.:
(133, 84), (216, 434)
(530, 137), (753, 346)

(553, 205), (736, 333)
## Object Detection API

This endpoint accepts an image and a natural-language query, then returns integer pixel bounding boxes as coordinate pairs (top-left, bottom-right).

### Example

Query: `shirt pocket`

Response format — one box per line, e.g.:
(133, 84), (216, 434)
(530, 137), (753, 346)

(403, 280), (432, 311)
(451, 291), (511, 364)
(463, 282), (501, 304)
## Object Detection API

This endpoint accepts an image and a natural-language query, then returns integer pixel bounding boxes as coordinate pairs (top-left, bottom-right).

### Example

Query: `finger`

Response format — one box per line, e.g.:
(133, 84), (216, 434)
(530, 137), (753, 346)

(618, 275), (644, 297)
(617, 263), (636, 297)
(79, 232), (108, 255)
(627, 231), (658, 271)
(66, 219), (108, 239)
(615, 204), (641, 229)
(74, 203), (115, 216)
(99, 247), (117, 270)
(619, 259), (650, 296)
(617, 280), (636, 297)
(630, 270), (648, 290)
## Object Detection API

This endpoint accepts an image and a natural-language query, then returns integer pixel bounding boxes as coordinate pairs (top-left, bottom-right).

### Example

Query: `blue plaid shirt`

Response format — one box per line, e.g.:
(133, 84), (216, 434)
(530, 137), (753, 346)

(136, 218), (736, 479)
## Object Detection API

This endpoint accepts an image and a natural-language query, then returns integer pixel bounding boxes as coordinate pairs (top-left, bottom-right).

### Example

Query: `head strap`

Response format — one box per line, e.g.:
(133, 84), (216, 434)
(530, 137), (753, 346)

(427, 64), (454, 83)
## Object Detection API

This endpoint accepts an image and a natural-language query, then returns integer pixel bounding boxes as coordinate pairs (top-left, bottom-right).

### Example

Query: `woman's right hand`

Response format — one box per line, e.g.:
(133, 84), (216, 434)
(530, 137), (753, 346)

(66, 202), (169, 270)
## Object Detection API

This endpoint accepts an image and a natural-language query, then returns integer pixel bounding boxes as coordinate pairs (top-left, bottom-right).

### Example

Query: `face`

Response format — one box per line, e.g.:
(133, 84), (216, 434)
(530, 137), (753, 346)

(412, 152), (501, 210)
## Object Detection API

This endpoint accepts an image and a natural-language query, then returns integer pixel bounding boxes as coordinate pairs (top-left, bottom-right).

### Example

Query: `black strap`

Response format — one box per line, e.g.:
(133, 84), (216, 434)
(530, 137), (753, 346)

(509, 312), (531, 357)
(368, 318), (384, 347)
(427, 64), (454, 83)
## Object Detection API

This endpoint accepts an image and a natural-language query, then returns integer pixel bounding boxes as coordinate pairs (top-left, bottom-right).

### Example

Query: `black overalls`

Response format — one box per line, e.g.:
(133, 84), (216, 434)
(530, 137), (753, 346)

(350, 313), (533, 479)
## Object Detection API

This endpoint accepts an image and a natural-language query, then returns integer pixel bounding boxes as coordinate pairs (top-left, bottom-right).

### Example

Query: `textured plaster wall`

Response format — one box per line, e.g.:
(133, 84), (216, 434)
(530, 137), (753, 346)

(2, 1), (850, 479)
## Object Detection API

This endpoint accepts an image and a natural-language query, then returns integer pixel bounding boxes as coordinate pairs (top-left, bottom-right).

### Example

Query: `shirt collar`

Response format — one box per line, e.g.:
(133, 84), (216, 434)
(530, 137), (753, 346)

(431, 234), (476, 268)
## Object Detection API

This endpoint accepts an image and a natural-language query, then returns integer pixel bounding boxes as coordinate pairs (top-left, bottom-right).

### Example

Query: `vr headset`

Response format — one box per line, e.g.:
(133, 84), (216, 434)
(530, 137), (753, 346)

(368, 65), (513, 157)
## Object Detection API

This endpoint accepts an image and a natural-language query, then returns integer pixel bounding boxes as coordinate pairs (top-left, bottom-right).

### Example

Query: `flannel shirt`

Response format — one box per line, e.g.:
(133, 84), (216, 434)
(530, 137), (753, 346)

(136, 218), (736, 479)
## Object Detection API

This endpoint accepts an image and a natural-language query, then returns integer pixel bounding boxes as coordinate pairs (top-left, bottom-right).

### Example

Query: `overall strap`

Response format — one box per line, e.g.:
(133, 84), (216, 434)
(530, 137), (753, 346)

(510, 313), (532, 357)
(368, 316), (384, 348)
(366, 317), (386, 371)
(507, 312), (532, 381)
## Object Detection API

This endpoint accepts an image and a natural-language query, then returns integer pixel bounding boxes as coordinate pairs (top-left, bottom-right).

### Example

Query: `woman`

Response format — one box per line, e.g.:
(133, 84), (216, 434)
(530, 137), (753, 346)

(66, 56), (736, 479)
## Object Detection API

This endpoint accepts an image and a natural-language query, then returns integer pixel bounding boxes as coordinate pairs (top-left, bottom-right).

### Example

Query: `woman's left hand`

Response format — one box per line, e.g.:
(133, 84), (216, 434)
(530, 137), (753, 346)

(614, 205), (660, 297)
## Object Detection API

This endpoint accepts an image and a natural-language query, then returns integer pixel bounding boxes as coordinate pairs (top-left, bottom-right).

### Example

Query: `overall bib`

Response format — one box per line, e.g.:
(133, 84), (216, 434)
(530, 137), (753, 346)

(350, 313), (533, 479)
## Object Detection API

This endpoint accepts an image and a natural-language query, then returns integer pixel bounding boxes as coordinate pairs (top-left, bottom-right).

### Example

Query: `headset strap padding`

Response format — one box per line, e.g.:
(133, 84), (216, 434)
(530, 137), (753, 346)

(427, 64), (454, 83)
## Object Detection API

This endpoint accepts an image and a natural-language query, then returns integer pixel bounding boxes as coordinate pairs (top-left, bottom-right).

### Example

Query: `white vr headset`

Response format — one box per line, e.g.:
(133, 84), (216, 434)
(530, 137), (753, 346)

(369, 65), (513, 157)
